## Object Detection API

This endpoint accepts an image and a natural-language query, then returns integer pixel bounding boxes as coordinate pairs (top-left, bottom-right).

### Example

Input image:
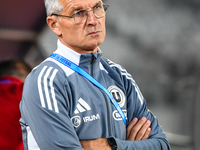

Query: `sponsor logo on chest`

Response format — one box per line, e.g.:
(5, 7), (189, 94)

(71, 98), (100, 128)
(71, 85), (127, 127)
(83, 114), (100, 122)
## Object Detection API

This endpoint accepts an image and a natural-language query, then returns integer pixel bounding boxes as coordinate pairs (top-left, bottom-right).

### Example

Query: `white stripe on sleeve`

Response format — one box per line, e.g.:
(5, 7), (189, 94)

(50, 69), (59, 113)
(38, 66), (47, 108)
(44, 67), (53, 110)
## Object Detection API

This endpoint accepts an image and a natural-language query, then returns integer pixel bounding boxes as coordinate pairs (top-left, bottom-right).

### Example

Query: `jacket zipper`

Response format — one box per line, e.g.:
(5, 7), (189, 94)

(90, 55), (112, 136)
(101, 74), (112, 137)
(102, 92), (112, 136)
(90, 55), (96, 76)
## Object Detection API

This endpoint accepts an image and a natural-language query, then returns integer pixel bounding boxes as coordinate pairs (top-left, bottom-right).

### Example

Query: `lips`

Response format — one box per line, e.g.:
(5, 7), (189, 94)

(87, 31), (101, 36)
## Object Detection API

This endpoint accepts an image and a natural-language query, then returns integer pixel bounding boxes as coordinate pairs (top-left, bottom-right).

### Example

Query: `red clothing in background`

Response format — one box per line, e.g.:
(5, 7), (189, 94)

(0, 76), (24, 150)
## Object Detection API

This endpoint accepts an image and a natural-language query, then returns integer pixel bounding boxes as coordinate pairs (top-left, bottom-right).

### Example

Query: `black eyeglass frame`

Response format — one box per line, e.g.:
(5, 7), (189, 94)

(51, 3), (109, 24)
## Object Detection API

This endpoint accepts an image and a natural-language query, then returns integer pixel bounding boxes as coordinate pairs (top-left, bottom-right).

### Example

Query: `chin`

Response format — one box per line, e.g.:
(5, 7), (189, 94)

(83, 36), (105, 51)
(91, 38), (104, 47)
(88, 42), (103, 51)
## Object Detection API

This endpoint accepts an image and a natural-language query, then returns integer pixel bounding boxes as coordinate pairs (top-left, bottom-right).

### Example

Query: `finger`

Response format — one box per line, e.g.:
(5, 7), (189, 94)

(135, 120), (151, 141)
(141, 127), (151, 140)
(126, 118), (138, 139)
(127, 117), (147, 141)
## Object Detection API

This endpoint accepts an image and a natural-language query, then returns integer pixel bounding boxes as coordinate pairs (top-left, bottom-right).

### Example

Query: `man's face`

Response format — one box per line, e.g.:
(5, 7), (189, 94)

(56, 0), (106, 54)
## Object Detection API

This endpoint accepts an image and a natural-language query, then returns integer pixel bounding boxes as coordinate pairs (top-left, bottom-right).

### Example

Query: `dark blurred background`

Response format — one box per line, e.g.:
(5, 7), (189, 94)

(0, 0), (200, 149)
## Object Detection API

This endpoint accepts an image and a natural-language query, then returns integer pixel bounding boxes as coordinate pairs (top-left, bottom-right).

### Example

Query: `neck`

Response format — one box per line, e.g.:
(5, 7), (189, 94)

(59, 39), (98, 54)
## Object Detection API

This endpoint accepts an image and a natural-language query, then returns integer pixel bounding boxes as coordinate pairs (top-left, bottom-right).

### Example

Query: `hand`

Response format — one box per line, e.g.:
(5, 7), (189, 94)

(80, 138), (112, 150)
(126, 117), (151, 141)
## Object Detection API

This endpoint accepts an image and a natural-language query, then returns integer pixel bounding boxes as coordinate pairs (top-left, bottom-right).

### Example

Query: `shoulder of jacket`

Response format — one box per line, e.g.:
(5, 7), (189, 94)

(33, 59), (73, 77)
(102, 57), (126, 73)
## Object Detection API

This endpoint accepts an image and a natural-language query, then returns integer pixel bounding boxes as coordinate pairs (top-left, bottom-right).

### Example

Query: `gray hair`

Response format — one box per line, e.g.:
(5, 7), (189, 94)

(44, 0), (64, 16)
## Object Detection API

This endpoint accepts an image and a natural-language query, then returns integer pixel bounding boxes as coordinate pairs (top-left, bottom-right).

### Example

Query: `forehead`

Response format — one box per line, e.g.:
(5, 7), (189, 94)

(60, 0), (102, 11)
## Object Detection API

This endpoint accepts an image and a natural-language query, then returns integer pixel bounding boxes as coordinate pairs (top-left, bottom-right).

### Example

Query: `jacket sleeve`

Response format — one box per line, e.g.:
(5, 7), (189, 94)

(110, 65), (171, 150)
(20, 64), (84, 150)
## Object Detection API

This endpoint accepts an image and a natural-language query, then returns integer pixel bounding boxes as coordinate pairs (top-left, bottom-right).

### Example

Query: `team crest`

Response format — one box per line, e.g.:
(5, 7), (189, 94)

(71, 116), (81, 128)
(108, 85), (125, 108)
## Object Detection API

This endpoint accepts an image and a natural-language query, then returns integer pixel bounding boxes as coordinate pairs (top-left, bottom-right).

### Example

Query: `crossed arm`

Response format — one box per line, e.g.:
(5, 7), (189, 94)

(80, 117), (151, 150)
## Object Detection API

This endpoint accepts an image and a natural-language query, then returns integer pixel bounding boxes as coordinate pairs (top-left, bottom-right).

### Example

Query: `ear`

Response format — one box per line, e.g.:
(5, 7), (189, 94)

(46, 16), (62, 36)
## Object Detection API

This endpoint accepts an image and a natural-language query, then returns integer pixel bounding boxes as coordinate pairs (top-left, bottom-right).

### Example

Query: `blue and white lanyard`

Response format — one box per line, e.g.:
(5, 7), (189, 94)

(49, 53), (127, 125)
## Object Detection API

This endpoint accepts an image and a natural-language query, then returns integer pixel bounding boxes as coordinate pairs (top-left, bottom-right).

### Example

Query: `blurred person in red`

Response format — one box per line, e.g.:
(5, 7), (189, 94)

(0, 59), (31, 150)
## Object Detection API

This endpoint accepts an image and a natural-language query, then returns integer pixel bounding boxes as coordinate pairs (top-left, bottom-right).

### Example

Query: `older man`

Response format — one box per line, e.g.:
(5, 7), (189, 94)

(20, 0), (170, 149)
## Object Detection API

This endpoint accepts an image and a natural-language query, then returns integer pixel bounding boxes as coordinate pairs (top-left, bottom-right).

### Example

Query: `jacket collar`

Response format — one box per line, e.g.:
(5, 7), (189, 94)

(55, 39), (103, 66)
(56, 40), (81, 66)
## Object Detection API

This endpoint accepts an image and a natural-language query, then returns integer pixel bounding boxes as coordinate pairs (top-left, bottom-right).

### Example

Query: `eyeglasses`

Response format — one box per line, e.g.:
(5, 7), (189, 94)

(51, 3), (109, 24)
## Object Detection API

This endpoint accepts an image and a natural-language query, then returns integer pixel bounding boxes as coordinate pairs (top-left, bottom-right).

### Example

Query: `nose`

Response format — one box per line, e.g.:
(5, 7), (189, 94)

(86, 10), (98, 26)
